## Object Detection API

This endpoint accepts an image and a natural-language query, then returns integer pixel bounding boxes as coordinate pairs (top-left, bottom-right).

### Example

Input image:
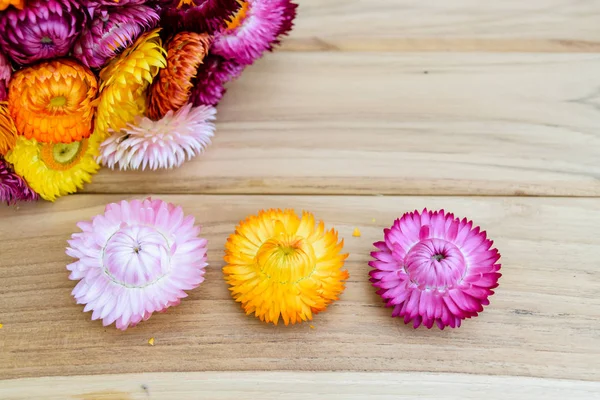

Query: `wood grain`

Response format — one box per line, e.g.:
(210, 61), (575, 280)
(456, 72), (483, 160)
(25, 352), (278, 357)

(1, 195), (598, 381)
(283, 0), (600, 52)
(86, 52), (600, 196)
(1, 372), (599, 400)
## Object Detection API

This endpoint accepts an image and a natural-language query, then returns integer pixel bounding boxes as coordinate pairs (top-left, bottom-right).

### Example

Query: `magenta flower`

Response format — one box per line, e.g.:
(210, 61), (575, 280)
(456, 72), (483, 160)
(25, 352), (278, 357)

(0, 157), (38, 205)
(81, 0), (148, 17)
(0, 0), (87, 66)
(85, 0), (148, 6)
(98, 104), (216, 171)
(0, 51), (10, 101)
(73, 4), (160, 69)
(212, 0), (297, 65)
(190, 54), (243, 107)
(66, 198), (208, 330)
(160, 0), (240, 36)
(369, 209), (501, 329)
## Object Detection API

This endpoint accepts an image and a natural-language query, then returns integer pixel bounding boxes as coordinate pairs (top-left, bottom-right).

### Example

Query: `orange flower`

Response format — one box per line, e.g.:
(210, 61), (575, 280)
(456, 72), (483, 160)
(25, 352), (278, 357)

(147, 32), (211, 120)
(0, 102), (17, 155)
(8, 59), (98, 144)
(0, 0), (25, 11)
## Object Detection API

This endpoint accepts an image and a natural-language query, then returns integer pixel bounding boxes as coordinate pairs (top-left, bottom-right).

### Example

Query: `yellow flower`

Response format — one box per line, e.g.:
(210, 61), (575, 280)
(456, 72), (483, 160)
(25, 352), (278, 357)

(0, 102), (16, 155)
(94, 29), (167, 139)
(6, 135), (100, 201)
(224, 209), (349, 325)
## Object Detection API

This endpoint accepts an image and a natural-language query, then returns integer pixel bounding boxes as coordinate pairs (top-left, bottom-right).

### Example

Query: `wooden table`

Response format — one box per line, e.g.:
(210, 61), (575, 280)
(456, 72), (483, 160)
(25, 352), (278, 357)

(1, 1), (599, 398)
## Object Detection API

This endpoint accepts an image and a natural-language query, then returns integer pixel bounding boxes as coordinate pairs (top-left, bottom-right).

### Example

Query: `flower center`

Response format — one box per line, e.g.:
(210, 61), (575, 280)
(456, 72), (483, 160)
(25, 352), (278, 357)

(227, 1), (249, 31)
(49, 96), (67, 107)
(40, 140), (88, 171)
(404, 238), (467, 291)
(432, 254), (445, 262)
(41, 36), (54, 45)
(102, 225), (172, 288)
(255, 234), (317, 284)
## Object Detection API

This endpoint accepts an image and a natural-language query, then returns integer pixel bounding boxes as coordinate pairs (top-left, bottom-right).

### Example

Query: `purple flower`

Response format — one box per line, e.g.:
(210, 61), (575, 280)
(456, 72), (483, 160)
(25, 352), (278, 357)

(0, 0), (87, 66)
(82, 0), (149, 17)
(73, 4), (160, 69)
(0, 51), (11, 101)
(190, 54), (244, 107)
(0, 157), (38, 205)
(160, 0), (241, 36)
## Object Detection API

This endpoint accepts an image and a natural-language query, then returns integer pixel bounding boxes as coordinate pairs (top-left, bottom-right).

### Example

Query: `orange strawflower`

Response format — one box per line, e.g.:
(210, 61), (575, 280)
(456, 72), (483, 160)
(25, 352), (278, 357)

(0, 0), (25, 11)
(8, 59), (98, 144)
(224, 209), (349, 325)
(0, 102), (17, 155)
(147, 32), (211, 120)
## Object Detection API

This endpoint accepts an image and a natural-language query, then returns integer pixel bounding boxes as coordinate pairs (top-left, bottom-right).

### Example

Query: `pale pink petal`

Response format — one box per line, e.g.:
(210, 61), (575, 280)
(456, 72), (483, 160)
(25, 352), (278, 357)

(98, 104), (216, 171)
(66, 198), (208, 330)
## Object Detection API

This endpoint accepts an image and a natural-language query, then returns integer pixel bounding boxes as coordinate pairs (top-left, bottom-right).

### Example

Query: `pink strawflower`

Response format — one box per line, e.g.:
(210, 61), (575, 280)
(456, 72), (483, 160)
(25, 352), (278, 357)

(212, 0), (297, 65)
(73, 4), (160, 69)
(0, 156), (38, 204)
(369, 209), (501, 329)
(190, 54), (243, 107)
(98, 104), (216, 170)
(0, 0), (87, 65)
(66, 198), (208, 330)
(0, 51), (10, 101)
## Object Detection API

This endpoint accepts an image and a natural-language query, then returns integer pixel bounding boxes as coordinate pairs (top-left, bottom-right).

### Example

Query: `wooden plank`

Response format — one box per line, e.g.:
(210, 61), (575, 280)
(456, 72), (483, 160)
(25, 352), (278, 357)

(86, 52), (600, 196)
(1, 372), (599, 399)
(0, 195), (598, 381)
(283, 0), (600, 52)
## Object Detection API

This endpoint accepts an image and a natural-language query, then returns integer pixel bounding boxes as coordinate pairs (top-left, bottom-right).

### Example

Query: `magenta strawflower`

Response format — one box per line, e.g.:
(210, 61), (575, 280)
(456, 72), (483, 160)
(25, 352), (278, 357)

(212, 0), (297, 65)
(66, 198), (208, 330)
(0, 51), (10, 101)
(190, 54), (243, 106)
(81, 0), (148, 17)
(370, 209), (501, 329)
(0, 0), (87, 66)
(98, 104), (216, 170)
(160, 0), (240, 35)
(73, 4), (160, 69)
(85, 0), (147, 6)
(0, 156), (38, 205)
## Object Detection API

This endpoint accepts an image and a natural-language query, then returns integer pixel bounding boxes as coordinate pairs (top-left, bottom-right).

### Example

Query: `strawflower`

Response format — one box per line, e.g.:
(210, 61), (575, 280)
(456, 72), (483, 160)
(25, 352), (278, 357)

(147, 32), (211, 119)
(190, 54), (243, 107)
(212, 0), (297, 65)
(99, 104), (216, 170)
(0, 156), (38, 204)
(0, 51), (10, 102)
(224, 209), (349, 325)
(8, 59), (98, 144)
(94, 29), (166, 139)
(73, 4), (160, 69)
(0, 102), (16, 155)
(0, 0), (86, 65)
(369, 209), (502, 329)
(6, 135), (100, 201)
(160, 0), (240, 36)
(66, 198), (208, 330)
